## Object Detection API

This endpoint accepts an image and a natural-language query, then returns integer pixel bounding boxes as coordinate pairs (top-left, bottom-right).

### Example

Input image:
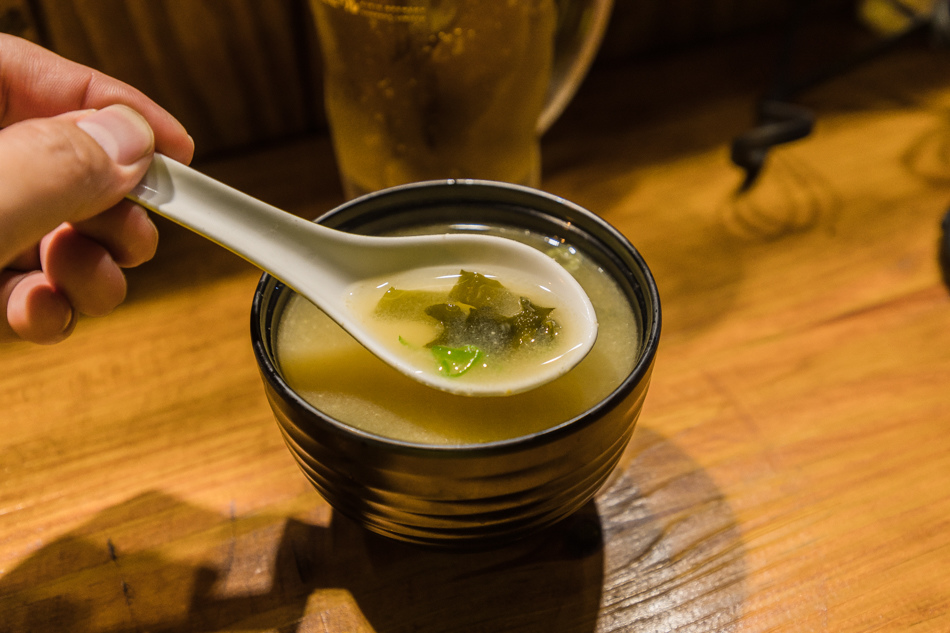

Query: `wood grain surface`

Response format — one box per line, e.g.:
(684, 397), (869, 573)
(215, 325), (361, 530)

(2, 29), (950, 633)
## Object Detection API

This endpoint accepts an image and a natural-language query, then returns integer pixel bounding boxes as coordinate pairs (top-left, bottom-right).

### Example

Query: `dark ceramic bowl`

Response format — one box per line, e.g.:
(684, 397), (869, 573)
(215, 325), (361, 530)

(251, 180), (661, 547)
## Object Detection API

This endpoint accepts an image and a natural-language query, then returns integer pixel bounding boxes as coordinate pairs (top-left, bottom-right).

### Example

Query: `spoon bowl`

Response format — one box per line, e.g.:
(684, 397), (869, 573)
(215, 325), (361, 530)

(129, 155), (597, 396)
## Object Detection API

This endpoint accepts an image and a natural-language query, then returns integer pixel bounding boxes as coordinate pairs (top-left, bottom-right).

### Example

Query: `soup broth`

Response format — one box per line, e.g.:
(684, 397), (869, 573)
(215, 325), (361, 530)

(347, 267), (583, 387)
(275, 225), (639, 445)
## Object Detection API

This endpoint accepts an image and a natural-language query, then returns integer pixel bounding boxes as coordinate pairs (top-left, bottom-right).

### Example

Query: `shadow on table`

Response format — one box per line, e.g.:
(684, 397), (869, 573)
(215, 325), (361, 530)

(0, 430), (745, 633)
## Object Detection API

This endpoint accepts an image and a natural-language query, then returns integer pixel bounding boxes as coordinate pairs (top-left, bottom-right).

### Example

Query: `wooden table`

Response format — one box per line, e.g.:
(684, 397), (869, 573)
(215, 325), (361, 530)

(2, 33), (949, 632)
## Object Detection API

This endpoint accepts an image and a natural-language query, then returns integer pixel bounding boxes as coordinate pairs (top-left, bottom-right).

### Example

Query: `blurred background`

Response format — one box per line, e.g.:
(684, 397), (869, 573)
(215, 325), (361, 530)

(0, 0), (903, 162)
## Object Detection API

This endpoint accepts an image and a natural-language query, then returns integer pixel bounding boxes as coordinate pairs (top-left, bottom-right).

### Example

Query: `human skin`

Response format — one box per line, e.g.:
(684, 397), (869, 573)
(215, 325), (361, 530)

(0, 34), (194, 344)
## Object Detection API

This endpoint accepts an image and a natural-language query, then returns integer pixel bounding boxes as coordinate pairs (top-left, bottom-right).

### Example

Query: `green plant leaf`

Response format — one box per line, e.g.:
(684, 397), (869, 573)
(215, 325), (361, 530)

(429, 345), (483, 377)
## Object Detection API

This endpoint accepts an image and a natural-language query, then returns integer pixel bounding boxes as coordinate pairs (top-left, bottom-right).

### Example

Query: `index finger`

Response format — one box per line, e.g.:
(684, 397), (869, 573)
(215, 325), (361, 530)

(0, 34), (194, 164)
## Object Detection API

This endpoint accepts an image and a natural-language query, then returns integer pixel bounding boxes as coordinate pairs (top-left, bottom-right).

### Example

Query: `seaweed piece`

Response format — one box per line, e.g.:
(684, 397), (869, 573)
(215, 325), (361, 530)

(430, 345), (483, 376)
(509, 297), (559, 347)
(425, 303), (515, 355)
(375, 270), (561, 378)
(424, 295), (558, 356)
(448, 270), (520, 314)
(375, 287), (446, 320)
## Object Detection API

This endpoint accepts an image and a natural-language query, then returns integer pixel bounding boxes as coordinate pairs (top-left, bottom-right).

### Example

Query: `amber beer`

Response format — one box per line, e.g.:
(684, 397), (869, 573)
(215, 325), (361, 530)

(310, 0), (557, 198)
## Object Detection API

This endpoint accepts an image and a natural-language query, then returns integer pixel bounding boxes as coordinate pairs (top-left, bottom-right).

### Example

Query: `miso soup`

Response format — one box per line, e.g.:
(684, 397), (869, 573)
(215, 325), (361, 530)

(275, 225), (639, 446)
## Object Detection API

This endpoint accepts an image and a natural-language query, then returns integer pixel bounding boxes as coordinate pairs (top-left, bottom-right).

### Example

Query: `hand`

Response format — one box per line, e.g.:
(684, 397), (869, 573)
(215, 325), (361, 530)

(0, 34), (194, 345)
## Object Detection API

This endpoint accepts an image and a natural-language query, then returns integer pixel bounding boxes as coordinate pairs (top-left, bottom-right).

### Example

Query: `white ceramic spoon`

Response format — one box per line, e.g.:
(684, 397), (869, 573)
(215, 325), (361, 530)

(128, 154), (597, 396)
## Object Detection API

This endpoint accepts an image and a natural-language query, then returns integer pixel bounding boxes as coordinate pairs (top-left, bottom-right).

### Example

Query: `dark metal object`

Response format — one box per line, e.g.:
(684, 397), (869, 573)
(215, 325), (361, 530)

(734, 1), (950, 291)
(250, 180), (661, 548)
(731, 100), (815, 191)
(732, 0), (946, 190)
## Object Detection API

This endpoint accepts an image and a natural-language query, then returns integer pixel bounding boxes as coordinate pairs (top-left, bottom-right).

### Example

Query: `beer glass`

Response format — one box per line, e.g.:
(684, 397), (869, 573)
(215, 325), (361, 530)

(309, 0), (613, 198)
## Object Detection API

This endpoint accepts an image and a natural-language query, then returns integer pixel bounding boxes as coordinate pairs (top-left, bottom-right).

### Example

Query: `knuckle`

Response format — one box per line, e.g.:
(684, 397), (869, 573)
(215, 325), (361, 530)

(21, 118), (108, 186)
(10, 118), (119, 212)
(42, 227), (127, 317)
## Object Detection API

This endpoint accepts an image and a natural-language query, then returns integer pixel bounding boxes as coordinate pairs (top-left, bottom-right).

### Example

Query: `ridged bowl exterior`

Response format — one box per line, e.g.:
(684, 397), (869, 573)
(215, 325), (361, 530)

(251, 180), (661, 547)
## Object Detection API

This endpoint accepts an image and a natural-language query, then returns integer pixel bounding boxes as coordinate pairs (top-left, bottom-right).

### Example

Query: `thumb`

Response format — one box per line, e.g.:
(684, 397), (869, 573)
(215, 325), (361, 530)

(0, 105), (154, 266)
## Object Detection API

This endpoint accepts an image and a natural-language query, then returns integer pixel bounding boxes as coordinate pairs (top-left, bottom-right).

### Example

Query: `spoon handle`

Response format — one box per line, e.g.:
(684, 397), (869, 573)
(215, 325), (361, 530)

(127, 153), (352, 300)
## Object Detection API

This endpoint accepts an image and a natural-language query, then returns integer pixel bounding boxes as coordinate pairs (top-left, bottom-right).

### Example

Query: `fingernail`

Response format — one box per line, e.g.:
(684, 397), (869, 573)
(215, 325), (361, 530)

(77, 105), (154, 166)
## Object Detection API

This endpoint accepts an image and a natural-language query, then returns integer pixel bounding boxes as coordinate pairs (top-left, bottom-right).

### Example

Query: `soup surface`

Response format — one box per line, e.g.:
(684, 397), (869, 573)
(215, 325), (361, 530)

(276, 225), (640, 445)
(347, 267), (580, 387)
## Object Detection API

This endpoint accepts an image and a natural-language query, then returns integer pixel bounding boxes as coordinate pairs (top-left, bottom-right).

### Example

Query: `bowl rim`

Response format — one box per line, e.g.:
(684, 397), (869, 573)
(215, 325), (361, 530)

(250, 179), (661, 457)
